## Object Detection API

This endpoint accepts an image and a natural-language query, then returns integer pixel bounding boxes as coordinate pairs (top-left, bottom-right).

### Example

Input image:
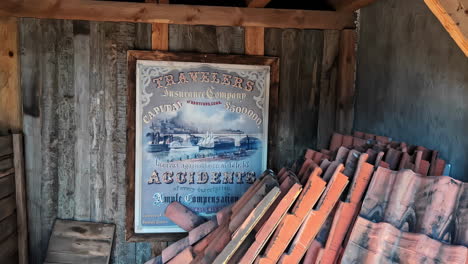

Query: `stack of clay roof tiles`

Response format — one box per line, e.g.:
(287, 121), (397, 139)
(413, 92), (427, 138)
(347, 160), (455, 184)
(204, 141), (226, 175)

(340, 167), (468, 264)
(144, 131), (467, 264)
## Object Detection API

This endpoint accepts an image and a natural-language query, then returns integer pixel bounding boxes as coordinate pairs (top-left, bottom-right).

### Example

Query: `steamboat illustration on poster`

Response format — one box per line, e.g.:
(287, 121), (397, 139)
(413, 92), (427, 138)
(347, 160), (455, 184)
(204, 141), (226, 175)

(135, 60), (270, 233)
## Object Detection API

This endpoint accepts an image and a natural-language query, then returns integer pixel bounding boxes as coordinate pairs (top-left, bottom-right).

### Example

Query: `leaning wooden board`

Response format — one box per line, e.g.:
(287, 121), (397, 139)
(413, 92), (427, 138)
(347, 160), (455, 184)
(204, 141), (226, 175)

(44, 219), (116, 264)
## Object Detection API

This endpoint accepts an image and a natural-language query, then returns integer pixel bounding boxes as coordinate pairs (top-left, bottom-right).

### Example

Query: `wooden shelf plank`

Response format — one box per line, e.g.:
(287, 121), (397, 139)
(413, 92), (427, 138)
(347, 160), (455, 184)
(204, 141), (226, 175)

(0, 1), (355, 30)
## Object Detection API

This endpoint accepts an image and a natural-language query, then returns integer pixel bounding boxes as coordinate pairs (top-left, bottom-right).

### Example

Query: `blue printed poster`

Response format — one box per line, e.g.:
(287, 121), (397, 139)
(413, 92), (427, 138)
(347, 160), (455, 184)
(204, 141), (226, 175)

(134, 60), (271, 233)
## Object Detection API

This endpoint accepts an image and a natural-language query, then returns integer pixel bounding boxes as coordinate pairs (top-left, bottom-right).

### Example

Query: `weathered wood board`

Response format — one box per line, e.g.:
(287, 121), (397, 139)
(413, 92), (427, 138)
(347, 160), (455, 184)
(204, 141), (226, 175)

(44, 220), (115, 264)
(264, 28), (326, 167)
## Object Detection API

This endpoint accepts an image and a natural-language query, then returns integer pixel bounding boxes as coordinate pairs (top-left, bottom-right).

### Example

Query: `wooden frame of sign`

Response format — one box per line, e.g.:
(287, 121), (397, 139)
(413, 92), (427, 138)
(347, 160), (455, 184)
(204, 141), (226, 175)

(126, 50), (279, 241)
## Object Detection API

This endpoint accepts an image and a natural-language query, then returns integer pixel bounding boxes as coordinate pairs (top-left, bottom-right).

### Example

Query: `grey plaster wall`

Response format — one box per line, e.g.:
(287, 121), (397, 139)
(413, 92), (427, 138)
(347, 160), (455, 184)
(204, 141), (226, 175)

(354, 0), (468, 181)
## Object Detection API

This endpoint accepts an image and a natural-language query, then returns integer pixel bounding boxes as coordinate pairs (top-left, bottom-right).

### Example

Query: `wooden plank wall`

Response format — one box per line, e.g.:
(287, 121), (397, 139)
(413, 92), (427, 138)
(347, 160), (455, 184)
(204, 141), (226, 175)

(0, 135), (18, 263)
(20, 20), (348, 263)
(20, 19), (153, 264)
(354, 0), (468, 181)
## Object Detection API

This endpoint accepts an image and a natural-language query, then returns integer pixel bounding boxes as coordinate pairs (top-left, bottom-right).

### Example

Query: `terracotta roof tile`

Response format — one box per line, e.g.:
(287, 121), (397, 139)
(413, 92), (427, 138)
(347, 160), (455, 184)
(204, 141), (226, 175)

(434, 158), (446, 176)
(384, 148), (402, 170)
(162, 220), (218, 262)
(304, 153), (374, 264)
(302, 240), (322, 264)
(230, 176), (278, 232)
(167, 247), (194, 264)
(341, 217), (468, 264)
(329, 133), (343, 152)
(255, 175), (299, 232)
(352, 137), (366, 148)
(165, 202), (206, 232)
(256, 168), (326, 264)
(214, 187), (281, 264)
(360, 167), (468, 245)
(278, 169), (348, 263)
(342, 135), (353, 148)
(240, 184), (302, 264)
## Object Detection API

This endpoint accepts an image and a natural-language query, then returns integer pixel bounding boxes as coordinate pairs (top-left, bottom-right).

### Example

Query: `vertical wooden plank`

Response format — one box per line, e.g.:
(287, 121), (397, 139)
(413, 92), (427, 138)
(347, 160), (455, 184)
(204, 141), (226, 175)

(151, 23), (168, 50)
(245, 27), (264, 56)
(294, 30), (324, 153)
(335, 29), (356, 134)
(264, 28), (281, 168)
(265, 29), (302, 167)
(13, 134), (29, 264)
(150, 18), (171, 261)
(136, 243), (153, 264)
(169, 25), (221, 53)
(39, 19), (60, 260)
(135, 22), (153, 264)
(73, 20), (92, 221)
(56, 20), (76, 221)
(88, 21), (106, 224)
(317, 30), (340, 149)
(105, 22), (138, 264)
(0, 17), (21, 133)
(215, 26), (244, 54)
(135, 23), (152, 50)
(20, 18), (43, 264)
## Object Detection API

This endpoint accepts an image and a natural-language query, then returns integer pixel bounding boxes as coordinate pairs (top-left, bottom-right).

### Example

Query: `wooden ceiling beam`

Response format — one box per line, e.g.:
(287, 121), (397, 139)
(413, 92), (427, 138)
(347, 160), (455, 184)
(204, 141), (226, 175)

(424, 0), (468, 57)
(0, 0), (355, 30)
(327, 0), (376, 12)
(246, 0), (271, 8)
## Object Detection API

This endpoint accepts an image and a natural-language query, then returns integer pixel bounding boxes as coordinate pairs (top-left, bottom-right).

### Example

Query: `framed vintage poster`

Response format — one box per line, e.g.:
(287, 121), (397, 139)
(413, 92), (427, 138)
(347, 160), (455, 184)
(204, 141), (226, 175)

(126, 51), (279, 240)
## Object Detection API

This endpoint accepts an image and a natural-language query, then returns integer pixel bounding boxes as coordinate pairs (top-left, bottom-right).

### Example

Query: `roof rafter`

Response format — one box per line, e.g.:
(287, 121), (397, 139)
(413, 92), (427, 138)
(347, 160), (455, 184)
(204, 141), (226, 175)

(0, 0), (355, 30)
(424, 0), (468, 56)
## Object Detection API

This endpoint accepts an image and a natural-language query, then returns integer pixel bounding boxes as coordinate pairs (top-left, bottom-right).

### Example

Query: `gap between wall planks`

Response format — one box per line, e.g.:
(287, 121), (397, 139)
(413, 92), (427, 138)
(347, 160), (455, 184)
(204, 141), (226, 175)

(0, 16), (22, 134)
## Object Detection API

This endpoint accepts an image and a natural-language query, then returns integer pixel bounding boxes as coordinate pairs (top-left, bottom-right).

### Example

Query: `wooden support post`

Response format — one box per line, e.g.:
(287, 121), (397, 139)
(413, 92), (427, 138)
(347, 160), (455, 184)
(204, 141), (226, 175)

(245, 27), (265, 56)
(151, 23), (169, 50)
(0, 17), (21, 133)
(13, 134), (29, 264)
(335, 29), (356, 135)
(149, 8), (170, 253)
